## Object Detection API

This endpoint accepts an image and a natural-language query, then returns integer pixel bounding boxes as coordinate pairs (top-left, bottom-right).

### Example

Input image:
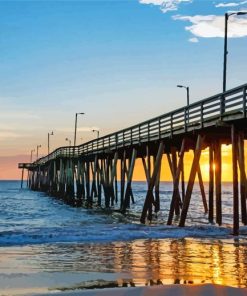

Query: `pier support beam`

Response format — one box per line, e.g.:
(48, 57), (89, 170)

(232, 125), (239, 235)
(238, 131), (247, 225)
(140, 142), (164, 224)
(208, 144), (214, 223)
(179, 135), (204, 227)
(167, 139), (186, 225)
(215, 141), (222, 226)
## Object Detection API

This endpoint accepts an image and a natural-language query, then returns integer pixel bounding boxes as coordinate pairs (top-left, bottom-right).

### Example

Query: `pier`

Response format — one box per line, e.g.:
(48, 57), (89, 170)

(19, 83), (247, 235)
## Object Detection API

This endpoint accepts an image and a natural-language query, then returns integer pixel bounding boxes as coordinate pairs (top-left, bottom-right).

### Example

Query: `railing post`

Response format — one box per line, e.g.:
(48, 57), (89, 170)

(139, 125), (141, 144)
(115, 134), (118, 149)
(184, 108), (187, 133)
(200, 102), (204, 128)
(243, 86), (246, 118)
(171, 114), (173, 137)
(158, 118), (161, 139)
(130, 129), (133, 145)
(220, 94), (225, 118)
(148, 121), (150, 142)
(123, 131), (125, 147)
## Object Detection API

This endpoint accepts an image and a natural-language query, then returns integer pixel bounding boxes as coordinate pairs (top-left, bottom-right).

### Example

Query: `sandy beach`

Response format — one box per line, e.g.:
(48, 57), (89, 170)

(25, 284), (247, 296)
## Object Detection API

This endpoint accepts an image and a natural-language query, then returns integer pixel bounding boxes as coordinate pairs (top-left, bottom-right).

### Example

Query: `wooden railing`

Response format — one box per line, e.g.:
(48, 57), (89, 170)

(33, 83), (247, 166)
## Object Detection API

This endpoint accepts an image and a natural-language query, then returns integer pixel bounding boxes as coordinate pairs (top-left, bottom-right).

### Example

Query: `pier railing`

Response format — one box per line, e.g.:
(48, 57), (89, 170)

(34, 83), (247, 166)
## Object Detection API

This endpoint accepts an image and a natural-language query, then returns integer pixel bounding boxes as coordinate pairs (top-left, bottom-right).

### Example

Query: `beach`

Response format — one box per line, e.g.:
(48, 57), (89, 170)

(1, 181), (247, 295)
(22, 284), (247, 296)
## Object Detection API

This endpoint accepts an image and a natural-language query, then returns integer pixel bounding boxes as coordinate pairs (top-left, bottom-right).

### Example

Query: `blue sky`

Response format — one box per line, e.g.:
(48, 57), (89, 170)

(0, 0), (246, 176)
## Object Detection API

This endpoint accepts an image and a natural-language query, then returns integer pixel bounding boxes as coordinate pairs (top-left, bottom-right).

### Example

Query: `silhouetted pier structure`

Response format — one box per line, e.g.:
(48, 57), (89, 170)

(19, 83), (247, 235)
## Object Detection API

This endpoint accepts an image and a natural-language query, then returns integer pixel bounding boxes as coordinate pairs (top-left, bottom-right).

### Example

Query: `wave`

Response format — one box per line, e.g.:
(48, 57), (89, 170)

(0, 224), (245, 247)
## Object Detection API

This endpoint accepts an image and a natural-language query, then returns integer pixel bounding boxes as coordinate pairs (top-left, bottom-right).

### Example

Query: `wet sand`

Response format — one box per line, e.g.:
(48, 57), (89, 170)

(25, 284), (247, 296)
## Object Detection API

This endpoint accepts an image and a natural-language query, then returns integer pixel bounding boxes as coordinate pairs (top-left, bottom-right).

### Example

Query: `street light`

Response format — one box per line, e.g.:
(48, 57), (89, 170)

(177, 85), (190, 106)
(30, 149), (35, 162)
(74, 113), (85, 147)
(65, 137), (71, 146)
(36, 145), (41, 160)
(92, 129), (100, 139)
(223, 11), (247, 92)
(48, 131), (54, 155)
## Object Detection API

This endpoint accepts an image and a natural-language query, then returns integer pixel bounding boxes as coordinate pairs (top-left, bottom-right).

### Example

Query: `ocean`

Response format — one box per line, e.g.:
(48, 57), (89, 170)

(0, 180), (247, 295)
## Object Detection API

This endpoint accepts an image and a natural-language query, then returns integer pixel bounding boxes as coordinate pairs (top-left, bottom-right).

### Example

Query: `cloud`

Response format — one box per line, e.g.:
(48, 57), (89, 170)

(189, 37), (199, 42)
(0, 131), (23, 141)
(57, 127), (100, 133)
(215, 1), (247, 8)
(173, 14), (247, 38)
(139, 0), (192, 13)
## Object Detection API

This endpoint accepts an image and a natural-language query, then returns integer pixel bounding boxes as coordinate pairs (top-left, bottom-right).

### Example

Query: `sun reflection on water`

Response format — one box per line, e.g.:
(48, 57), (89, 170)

(1, 238), (247, 293)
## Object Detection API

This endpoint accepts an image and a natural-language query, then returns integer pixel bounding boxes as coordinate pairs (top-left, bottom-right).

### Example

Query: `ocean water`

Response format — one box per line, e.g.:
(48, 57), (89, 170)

(0, 180), (247, 295)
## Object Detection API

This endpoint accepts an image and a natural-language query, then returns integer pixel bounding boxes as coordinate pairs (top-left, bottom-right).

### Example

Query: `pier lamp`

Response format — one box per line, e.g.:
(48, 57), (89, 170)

(223, 11), (247, 92)
(48, 131), (54, 155)
(74, 113), (85, 147)
(30, 149), (35, 162)
(177, 85), (190, 106)
(36, 145), (41, 160)
(65, 137), (71, 146)
(92, 129), (100, 139)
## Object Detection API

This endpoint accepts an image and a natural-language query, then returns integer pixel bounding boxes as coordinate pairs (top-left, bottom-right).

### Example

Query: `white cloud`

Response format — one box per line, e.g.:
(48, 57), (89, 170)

(173, 14), (247, 38)
(215, 1), (247, 8)
(189, 37), (199, 42)
(139, 0), (192, 13)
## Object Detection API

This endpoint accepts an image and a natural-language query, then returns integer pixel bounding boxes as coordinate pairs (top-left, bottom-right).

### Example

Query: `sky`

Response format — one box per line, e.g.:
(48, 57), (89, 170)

(0, 0), (246, 179)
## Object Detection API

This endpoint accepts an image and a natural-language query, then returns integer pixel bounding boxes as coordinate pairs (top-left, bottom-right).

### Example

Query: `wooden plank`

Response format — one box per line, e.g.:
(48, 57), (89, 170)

(179, 135), (204, 227)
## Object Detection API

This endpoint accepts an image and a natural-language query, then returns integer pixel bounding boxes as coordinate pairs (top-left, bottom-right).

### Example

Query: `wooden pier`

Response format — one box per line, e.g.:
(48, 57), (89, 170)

(19, 83), (247, 235)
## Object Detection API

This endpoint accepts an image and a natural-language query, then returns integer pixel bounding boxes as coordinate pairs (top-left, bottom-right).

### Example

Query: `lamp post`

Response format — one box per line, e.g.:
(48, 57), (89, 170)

(223, 11), (247, 92)
(92, 129), (99, 139)
(65, 137), (71, 146)
(48, 131), (54, 155)
(177, 85), (190, 125)
(177, 85), (190, 106)
(74, 113), (85, 148)
(36, 145), (41, 160)
(30, 149), (35, 162)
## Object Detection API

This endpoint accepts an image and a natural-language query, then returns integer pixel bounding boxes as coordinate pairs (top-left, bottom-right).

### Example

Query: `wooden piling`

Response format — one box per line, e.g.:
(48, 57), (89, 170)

(167, 139), (186, 225)
(179, 135), (204, 227)
(215, 141), (222, 226)
(122, 148), (136, 212)
(208, 144), (214, 223)
(140, 142), (164, 224)
(198, 164), (208, 213)
(237, 131), (247, 225)
(232, 125), (239, 235)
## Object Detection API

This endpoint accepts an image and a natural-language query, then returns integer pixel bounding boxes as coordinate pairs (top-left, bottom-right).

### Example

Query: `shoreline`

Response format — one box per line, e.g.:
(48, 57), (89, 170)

(25, 284), (247, 296)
